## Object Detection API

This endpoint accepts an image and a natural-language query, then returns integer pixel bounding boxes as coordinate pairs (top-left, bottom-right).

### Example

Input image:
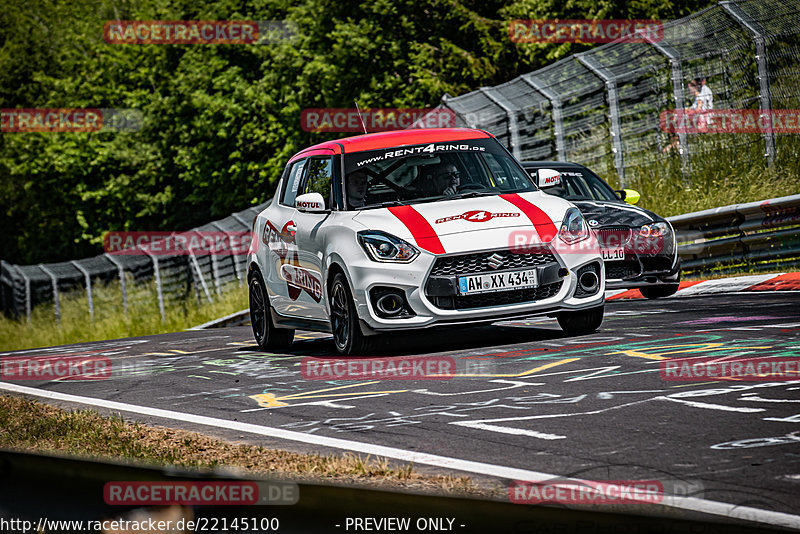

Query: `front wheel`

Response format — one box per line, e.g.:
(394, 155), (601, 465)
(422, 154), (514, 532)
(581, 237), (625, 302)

(249, 271), (294, 351)
(557, 305), (604, 336)
(329, 273), (370, 355)
(639, 284), (679, 299)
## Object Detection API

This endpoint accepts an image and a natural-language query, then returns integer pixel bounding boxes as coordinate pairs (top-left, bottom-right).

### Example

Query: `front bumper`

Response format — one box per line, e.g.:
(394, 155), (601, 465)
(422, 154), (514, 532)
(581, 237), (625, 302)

(599, 226), (680, 289)
(344, 244), (604, 334)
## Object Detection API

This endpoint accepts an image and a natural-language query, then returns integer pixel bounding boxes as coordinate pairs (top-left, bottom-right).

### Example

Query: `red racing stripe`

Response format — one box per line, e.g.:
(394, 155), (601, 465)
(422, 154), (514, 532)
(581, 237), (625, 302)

(387, 205), (446, 254)
(500, 193), (557, 242)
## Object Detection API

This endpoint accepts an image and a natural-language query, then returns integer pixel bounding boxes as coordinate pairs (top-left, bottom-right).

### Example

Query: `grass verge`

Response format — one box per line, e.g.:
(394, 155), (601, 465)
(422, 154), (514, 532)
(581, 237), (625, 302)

(0, 395), (487, 496)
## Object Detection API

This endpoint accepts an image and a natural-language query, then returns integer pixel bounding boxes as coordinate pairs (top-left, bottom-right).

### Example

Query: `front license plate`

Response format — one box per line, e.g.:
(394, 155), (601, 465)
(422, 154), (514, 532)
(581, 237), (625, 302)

(458, 269), (538, 295)
(601, 247), (625, 260)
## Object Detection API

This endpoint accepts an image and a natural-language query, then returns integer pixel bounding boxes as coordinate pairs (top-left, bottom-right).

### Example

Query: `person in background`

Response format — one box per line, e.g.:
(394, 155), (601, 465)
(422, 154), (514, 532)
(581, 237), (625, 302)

(688, 80), (701, 109)
(696, 77), (713, 110)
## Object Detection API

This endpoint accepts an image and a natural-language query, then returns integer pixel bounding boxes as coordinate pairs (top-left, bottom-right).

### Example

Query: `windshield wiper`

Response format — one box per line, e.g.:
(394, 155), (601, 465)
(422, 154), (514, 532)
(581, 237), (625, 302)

(446, 191), (497, 200)
(356, 199), (415, 210)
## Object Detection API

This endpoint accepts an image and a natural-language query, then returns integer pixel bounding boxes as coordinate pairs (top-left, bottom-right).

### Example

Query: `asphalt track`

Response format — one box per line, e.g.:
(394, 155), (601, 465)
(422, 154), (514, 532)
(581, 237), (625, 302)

(2, 292), (800, 528)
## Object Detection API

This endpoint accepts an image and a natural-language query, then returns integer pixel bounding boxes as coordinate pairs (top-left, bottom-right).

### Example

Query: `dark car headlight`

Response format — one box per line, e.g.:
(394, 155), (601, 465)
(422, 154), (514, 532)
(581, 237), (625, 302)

(639, 222), (670, 238)
(358, 231), (419, 263)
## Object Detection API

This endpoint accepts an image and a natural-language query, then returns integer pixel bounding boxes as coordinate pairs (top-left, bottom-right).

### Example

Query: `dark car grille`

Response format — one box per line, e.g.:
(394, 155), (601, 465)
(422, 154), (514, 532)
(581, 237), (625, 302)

(430, 249), (556, 277)
(640, 256), (674, 273)
(606, 260), (642, 280)
(430, 280), (563, 310)
(596, 226), (632, 248)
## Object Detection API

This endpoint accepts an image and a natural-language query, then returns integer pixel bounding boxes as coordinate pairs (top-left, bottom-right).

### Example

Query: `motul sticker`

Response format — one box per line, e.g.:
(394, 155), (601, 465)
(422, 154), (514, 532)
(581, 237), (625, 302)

(435, 210), (520, 224)
(296, 199), (322, 209)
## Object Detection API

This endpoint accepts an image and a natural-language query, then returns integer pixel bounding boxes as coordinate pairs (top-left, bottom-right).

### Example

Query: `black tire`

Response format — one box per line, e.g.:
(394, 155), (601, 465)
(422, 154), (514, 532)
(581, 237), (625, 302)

(557, 305), (604, 336)
(639, 284), (679, 299)
(329, 272), (370, 355)
(249, 271), (294, 351)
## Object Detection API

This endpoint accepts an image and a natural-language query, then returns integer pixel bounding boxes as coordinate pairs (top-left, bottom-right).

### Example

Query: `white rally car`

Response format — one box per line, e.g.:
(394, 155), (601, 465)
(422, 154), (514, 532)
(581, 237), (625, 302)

(248, 128), (605, 354)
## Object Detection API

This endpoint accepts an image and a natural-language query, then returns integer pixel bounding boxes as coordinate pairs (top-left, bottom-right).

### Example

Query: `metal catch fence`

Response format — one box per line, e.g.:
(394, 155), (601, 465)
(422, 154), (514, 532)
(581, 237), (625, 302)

(0, 203), (268, 323)
(440, 0), (800, 186)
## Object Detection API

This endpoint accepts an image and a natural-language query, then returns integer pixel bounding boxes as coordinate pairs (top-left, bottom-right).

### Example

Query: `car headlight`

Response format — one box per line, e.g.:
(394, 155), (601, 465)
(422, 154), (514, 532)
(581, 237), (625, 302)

(639, 222), (670, 238)
(357, 231), (419, 263)
(558, 207), (590, 245)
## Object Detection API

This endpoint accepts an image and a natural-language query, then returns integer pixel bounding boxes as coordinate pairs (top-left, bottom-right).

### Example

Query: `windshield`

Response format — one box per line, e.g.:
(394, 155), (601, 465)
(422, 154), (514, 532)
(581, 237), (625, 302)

(343, 139), (535, 210)
(531, 167), (620, 202)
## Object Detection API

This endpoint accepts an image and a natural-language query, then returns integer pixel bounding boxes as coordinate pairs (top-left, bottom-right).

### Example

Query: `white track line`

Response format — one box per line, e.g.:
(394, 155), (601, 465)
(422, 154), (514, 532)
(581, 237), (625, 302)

(2, 381), (799, 531)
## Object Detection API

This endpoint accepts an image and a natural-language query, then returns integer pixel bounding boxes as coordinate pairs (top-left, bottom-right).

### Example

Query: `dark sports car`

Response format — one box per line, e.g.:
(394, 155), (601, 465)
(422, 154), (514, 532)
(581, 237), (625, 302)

(521, 161), (680, 299)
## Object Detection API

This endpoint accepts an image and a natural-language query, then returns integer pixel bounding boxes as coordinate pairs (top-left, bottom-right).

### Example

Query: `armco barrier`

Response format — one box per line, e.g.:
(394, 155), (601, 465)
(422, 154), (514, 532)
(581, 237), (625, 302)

(668, 193), (800, 272)
(0, 449), (788, 533)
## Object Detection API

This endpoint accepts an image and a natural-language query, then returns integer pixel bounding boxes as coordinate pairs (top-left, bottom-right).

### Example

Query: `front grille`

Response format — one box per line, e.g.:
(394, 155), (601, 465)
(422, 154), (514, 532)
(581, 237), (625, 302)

(606, 260), (642, 280)
(596, 226), (632, 248)
(451, 281), (563, 310)
(430, 249), (556, 277)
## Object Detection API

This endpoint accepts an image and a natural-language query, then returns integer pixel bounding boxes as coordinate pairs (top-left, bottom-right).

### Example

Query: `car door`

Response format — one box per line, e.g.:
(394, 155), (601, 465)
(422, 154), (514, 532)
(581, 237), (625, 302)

(285, 155), (337, 321)
(264, 158), (307, 316)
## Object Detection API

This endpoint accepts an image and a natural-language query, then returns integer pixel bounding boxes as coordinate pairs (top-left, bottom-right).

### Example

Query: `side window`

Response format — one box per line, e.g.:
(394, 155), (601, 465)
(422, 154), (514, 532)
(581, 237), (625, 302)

(281, 159), (307, 206)
(300, 157), (333, 204)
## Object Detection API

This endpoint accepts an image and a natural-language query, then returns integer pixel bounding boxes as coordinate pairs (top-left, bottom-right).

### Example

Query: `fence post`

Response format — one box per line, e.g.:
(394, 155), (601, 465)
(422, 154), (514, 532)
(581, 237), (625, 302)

(520, 74), (566, 161)
(105, 254), (128, 317)
(14, 265), (32, 324)
(215, 221), (243, 285)
(720, 1), (776, 164)
(38, 264), (60, 324)
(480, 88), (522, 159)
(231, 213), (251, 284)
(189, 250), (213, 304)
(71, 261), (94, 321)
(576, 54), (626, 187)
(644, 35), (692, 175)
(140, 248), (165, 323)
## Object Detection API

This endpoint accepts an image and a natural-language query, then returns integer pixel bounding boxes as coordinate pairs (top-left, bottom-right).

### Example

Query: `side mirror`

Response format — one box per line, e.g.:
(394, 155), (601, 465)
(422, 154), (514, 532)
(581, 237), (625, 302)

(536, 169), (561, 188)
(620, 189), (640, 205)
(295, 192), (327, 213)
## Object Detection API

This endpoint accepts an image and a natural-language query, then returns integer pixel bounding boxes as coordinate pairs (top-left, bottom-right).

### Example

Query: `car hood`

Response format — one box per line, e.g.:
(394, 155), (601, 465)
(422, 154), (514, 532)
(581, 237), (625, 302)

(570, 199), (663, 228)
(351, 192), (574, 254)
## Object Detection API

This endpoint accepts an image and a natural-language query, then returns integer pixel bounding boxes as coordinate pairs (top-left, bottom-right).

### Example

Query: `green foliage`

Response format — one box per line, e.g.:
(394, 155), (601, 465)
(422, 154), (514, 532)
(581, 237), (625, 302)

(1, 0), (719, 264)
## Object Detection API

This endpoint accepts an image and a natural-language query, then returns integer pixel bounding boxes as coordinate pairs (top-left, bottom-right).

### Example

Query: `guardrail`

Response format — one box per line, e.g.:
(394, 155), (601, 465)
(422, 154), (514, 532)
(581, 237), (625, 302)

(668, 194), (800, 273)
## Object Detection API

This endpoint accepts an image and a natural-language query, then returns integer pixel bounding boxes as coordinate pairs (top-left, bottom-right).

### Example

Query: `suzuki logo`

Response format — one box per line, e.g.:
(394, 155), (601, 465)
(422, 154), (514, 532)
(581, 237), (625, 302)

(487, 253), (504, 270)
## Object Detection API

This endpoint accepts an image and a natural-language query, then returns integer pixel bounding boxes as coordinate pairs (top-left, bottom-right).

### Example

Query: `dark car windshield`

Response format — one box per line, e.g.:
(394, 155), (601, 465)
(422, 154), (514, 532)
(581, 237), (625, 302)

(343, 139), (535, 210)
(530, 167), (620, 202)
